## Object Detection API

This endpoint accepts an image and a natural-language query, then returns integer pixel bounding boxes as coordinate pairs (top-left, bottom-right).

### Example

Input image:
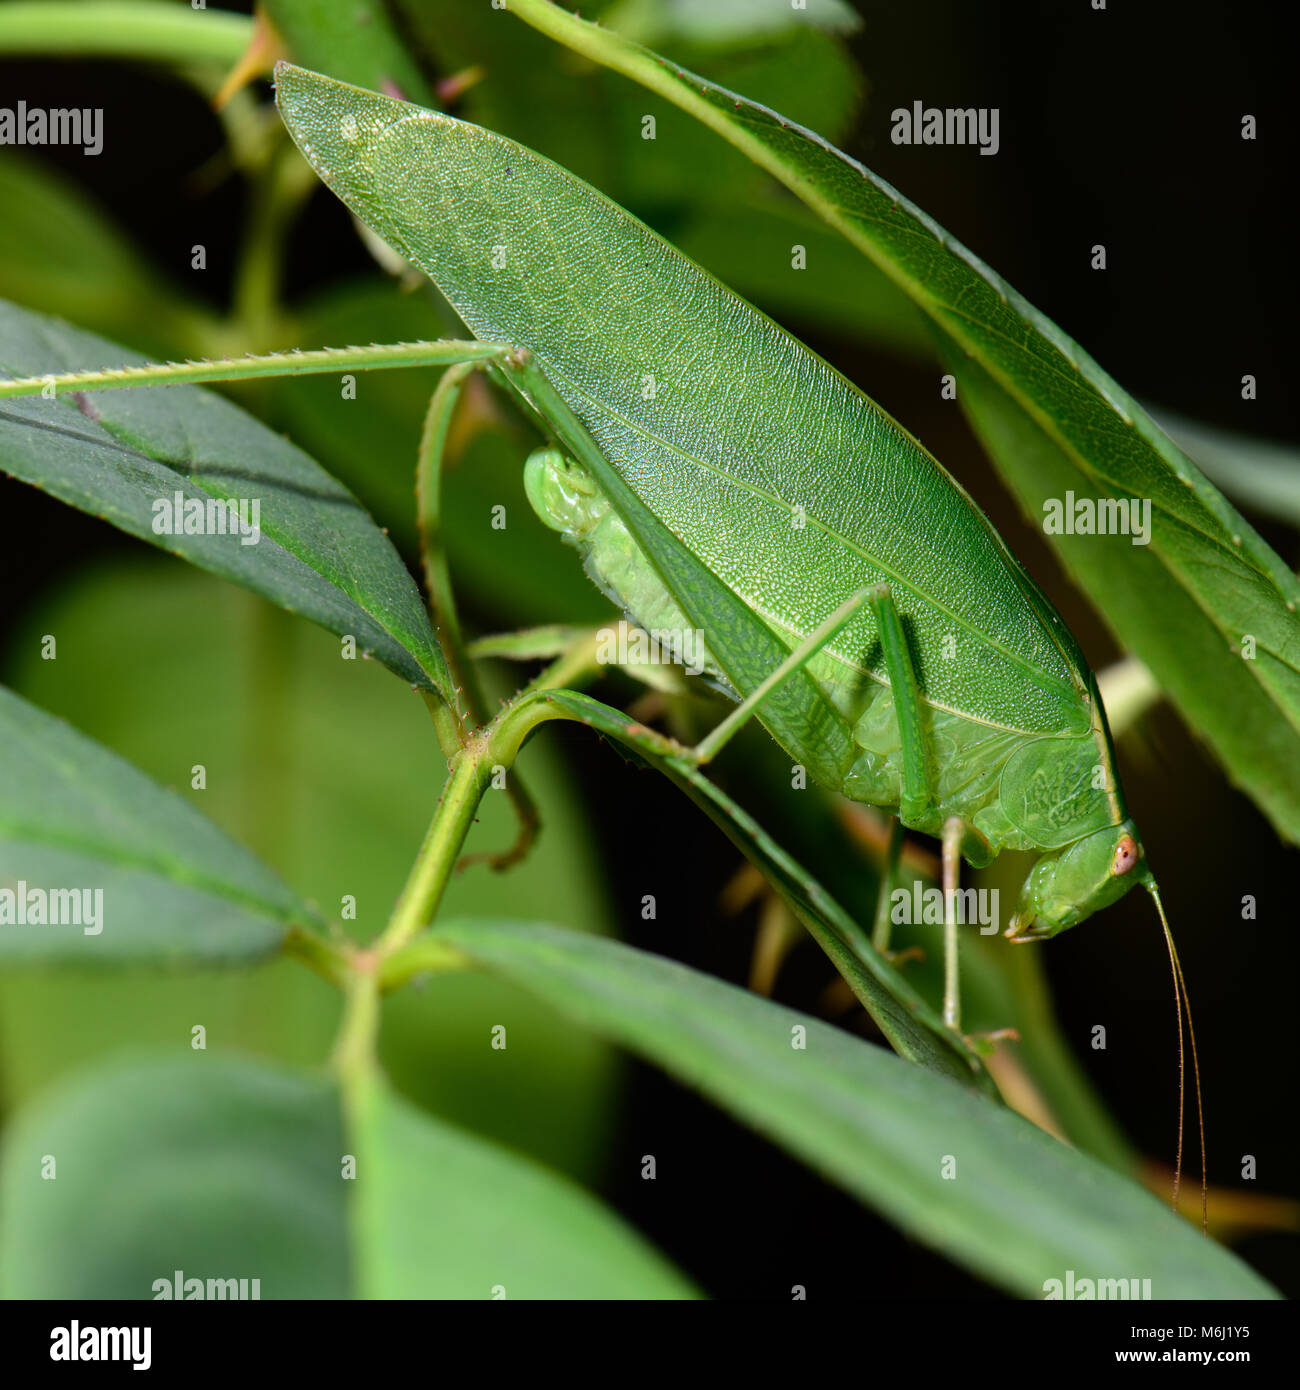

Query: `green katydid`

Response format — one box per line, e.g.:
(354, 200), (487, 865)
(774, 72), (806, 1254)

(0, 62), (1204, 1215)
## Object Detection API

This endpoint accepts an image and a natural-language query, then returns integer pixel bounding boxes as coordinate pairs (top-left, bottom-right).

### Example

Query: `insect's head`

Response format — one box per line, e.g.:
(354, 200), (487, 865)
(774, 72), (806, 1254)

(1004, 820), (1145, 941)
(523, 447), (599, 536)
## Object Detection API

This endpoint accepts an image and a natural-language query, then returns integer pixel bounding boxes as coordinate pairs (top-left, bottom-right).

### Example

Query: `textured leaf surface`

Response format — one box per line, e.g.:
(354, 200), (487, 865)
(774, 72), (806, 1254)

(435, 918), (1278, 1300)
(505, 0), (1300, 844)
(274, 64), (1090, 775)
(0, 300), (455, 701)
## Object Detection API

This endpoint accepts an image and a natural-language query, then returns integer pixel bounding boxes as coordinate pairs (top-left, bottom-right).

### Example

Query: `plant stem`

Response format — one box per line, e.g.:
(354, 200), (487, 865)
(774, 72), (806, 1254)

(416, 364), (545, 863)
(379, 937), (473, 993)
(375, 745), (495, 957)
(421, 689), (466, 761)
(332, 966), (381, 1087)
(416, 362), (483, 719)
(0, 340), (508, 399)
(283, 923), (352, 989)
(232, 138), (311, 348)
(0, 1), (253, 65)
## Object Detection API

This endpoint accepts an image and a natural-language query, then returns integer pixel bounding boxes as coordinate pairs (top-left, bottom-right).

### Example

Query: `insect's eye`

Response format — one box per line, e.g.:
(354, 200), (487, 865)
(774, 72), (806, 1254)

(1111, 835), (1139, 875)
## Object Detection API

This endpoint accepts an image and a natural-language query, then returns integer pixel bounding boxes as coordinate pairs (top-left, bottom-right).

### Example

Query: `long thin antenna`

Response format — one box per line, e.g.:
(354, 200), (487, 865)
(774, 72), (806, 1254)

(1147, 879), (1208, 1233)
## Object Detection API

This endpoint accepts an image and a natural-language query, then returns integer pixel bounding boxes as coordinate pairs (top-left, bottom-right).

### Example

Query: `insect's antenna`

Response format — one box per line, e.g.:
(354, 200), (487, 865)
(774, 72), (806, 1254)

(1147, 879), (1208, 1234)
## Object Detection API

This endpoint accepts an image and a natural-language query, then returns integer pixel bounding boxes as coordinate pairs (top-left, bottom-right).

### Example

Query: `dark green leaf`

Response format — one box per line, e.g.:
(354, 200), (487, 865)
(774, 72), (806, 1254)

(434, 917), (1278, 1299)
(0, 299), (455, 703)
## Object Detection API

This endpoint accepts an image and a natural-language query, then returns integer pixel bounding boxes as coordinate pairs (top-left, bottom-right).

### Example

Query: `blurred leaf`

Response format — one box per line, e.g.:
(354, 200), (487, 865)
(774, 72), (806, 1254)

(433, 918), (1278, 1299)
(261, 0), (435, 103)
(672, 194), (930, 359)
(0, 154), (215, 360)
(350, 1071), (695, 1298)
(507, 0), (1300, 847)
(402, 0), (860, 207)
(603, 0), (860, 44)
(0, 561), (617, 1181)
(1150, 406), (1300, 532)
(0, 683), (308, 965)
(0, 1055), (349, 1299)
(0, 299), (456, 704)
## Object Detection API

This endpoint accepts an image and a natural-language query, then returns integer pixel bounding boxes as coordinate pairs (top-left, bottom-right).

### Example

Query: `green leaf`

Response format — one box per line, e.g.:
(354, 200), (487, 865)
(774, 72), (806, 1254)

(602, 0), (861, 45)
(433, 918), (1278, 1299)
(0, 1055), (350, 1298)
(262, 0), (436, 103)
(0, 299), (456, 704)
(0, 1052), (692, 1299)
(0, 684), (309, 965)
(505, 0), (1300, 845)
(531, 688), (989, 1090)
(1151, 406), (1300, 531)
(0, 559), (618, 1183)
(349, 1071), (696, 1298)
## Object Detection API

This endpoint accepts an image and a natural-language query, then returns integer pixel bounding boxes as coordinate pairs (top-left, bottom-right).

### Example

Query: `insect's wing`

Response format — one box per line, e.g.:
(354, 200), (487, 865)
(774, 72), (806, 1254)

(275, 65), (1087, 790)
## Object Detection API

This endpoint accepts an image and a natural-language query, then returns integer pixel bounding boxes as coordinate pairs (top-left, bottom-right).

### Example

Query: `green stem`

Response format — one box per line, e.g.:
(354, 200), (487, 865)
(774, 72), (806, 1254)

(375, 747), (495, 956)
(232, 138), (314, 346)
(379, 937), (473, 993)
(0, 340), (509, 399)
(332, 967), (381, 1087)
(421, 689), (466, 761)
(416, 364), (545, 866)
(376, 640), (609, 959)
(283, 923), (352, 990)
(0, 1), (252, 65)
(416, 362), (488, 725)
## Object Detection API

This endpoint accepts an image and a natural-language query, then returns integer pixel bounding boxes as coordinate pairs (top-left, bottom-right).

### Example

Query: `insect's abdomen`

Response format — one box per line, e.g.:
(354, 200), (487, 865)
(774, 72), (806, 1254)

(524, 447), (726, 683)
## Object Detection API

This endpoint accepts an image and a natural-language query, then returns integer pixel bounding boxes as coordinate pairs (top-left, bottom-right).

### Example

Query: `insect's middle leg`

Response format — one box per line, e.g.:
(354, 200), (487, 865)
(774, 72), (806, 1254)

(871, 816), (924, 967)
